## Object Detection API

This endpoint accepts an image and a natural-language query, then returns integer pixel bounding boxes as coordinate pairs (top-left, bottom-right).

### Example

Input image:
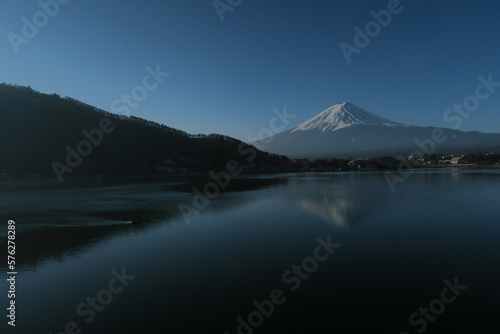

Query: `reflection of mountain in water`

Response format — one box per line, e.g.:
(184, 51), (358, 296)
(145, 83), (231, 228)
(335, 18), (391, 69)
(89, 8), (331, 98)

(295, 197), (354, 228)
(285, 175), (385, 228)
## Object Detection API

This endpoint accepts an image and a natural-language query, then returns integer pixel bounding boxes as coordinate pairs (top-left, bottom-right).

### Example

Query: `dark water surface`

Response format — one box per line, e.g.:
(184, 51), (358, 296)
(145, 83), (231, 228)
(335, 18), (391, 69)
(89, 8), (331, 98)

(1, 170), (500, 333)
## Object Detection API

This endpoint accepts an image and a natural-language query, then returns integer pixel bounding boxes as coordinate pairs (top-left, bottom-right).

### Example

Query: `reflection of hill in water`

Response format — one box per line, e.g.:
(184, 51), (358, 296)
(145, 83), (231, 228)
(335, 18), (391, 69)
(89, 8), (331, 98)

(171, 176), (288, 194)
(4, 177), (288, 272)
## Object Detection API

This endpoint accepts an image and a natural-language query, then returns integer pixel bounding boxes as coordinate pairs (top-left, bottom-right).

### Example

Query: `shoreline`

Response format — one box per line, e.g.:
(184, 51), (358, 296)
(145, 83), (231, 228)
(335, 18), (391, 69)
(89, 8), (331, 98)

(1, 165), (500, 189)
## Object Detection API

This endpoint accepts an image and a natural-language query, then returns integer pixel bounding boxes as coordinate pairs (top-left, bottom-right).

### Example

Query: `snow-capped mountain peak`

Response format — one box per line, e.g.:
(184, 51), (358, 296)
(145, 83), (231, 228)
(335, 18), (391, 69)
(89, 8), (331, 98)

(291, 102), (403, 133)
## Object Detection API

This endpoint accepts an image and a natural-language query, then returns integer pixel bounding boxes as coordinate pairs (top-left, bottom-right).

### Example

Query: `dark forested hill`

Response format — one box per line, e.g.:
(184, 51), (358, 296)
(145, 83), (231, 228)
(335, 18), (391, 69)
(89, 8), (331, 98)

(0, 84), (287, 179)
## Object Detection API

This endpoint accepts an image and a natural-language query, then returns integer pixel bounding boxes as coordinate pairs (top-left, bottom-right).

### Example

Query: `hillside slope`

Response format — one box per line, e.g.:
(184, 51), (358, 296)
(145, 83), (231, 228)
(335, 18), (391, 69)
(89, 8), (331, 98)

(0, 84), (287, 178)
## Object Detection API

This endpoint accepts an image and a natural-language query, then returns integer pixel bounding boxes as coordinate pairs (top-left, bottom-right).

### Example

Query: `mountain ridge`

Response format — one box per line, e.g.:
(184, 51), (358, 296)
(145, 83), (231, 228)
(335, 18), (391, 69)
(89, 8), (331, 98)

(253, 102), (500, 158)
(0, 83), (288, 178)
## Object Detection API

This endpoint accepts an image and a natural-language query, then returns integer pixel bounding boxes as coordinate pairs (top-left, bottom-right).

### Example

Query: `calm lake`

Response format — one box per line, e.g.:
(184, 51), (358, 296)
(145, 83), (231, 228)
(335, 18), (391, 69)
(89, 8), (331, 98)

(1, 170), (500, 333)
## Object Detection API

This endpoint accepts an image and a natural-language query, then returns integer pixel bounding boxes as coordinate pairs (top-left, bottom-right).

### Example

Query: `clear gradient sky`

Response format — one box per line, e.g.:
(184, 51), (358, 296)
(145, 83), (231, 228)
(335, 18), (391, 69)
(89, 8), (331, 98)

(1, 0), (499, 140)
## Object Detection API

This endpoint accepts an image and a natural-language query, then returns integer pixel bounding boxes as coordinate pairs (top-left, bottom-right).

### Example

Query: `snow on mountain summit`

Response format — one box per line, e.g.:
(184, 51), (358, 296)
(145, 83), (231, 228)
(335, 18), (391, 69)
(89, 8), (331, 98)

(291, 102), (404, 132)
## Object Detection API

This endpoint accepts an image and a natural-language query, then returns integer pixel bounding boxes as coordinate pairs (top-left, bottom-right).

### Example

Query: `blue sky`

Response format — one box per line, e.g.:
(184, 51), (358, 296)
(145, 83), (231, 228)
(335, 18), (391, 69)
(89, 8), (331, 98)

(1, 0), (500, 140)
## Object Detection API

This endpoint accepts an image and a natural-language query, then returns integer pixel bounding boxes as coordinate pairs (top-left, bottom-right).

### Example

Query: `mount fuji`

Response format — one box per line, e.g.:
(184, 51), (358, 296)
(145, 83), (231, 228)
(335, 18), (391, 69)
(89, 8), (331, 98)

(252, 102), (500, 158)
(291, 102), (405, 132)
